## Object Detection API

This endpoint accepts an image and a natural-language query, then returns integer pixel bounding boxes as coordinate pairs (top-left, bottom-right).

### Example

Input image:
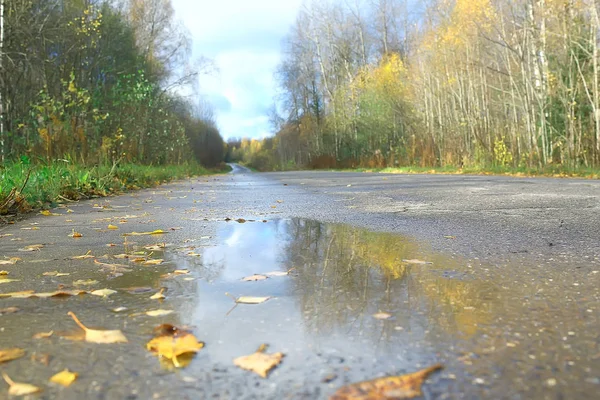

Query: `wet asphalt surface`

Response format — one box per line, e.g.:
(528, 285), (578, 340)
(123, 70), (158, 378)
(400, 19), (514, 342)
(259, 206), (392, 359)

(0, 165), (599, 399)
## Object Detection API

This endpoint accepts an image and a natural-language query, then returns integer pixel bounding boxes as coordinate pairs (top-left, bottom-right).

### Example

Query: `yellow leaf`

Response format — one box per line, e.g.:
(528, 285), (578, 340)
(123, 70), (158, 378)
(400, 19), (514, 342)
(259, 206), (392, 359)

(90, 288), (117, 297)
(2, 373), (42, 396)
(42, 271), (70, 277)
(233, 347), (284, 378)
(236, 296), (271, 304)
(146, 328), (204, 368)
(401, 259), (433, 265)
(173, 269), (189, 275)
(0, 257), (20, 265)
(123, 230), (167, 236)
(373, 312), (392, 320)
(145, 309), (174, 317)
(72, 251), (94, 259)
(143, 259), (163, 266)
(108, 225), (119, 230)
(67, 311), (128, 344)
(0, 271), (7, 275)
(33, 331), (54, 339)
(150, 288), (166, 300)
(329, 364), (443, 400)
(49, 369), (78, 387)
(73, 279), (98, 286)
(70, 230), (83, 238)
(0, 278), (20, 284)
(0, 348), (25, 364)
(18, 244), (44, 252)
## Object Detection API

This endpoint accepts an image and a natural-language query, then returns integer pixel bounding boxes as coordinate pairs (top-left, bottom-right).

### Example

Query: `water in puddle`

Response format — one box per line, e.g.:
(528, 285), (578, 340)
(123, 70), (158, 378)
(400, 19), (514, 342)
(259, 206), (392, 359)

(1, 218), (598, 399)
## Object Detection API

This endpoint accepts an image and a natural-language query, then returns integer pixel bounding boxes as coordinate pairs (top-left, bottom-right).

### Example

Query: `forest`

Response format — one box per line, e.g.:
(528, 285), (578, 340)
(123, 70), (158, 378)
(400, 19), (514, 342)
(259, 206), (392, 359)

(230, 0), (600, 173)
(0, 0), (225, 212)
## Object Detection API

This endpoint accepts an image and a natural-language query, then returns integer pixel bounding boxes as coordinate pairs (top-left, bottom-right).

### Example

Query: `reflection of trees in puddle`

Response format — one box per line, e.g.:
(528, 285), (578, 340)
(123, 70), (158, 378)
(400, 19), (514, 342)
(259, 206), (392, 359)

(284, 219), (496, 341)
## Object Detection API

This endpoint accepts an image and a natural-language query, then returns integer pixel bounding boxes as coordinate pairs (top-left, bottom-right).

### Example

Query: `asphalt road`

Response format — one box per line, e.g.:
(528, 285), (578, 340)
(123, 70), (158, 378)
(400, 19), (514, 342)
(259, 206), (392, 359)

(0, 167), (598, 399)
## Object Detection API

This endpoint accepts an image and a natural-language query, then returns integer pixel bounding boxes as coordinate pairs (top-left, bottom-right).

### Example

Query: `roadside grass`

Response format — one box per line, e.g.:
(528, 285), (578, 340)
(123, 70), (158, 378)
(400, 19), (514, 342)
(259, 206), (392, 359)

(0, 161), (229, 216)
(343, 165), (600, 179)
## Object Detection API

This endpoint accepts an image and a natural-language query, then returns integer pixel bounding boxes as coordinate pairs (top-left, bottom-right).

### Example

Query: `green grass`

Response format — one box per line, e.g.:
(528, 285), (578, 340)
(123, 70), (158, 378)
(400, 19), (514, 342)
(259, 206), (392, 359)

(0, 161), (228, 216)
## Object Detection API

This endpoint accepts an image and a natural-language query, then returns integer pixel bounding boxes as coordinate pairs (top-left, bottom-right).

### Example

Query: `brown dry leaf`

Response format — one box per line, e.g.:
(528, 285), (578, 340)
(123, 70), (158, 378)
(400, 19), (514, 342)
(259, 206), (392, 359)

(233, 346), (284, 378)
(70, 230), (83, 238)
(108, 224), (119, 230)
(0, 307), (19, 315)
(42, 271), (70, 277)
(143, 259), (163, 266)
(31, 352), (51, 366)
(49, 369), (78, 387)
(401, 259), (433, 265)
(146, 328), (204, 368)
(2, 372), (42, 396)
(33, 331), (54, 339)
(150, 288), (166, 300)
(0, 257), (20, 265)
(90, 288), (117, 297)
(329, 364), (443, 400)
(242, 274), (268, 282)
(72, 251), (95, 260)
(19, 244), (44, 252)
(73, 279), (98, 286)
(236, 296), (271, 304)
(123, 230), (167, 236)
(67, 311), (128, 344)
(0, 348), (25, 363)
(373, 312), (392, 320)
(146, 309), (174, 317)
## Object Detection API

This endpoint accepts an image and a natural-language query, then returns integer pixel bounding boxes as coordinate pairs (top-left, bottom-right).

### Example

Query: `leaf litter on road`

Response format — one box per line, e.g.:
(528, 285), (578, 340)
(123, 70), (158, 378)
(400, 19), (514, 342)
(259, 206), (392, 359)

(242, 274), (268, 281)
(401, 259), (433, 265)
(0, 257), (20, 265)
(329, 364), (443, 400)
(49, 369), (78, 387)
(146, 324), (204, 368)
(2, 372), (42, 396)
(0, 348), (25, 364)
(67, 311), (128, 344)
(233, 344), (284, 378)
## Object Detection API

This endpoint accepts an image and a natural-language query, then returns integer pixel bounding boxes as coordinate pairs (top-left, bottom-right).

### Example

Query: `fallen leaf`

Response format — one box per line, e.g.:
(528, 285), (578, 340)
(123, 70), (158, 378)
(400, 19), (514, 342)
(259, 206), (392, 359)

(242, 274), (268, 282)
(0, 278), (19, 284)
(72, 251), (95, 260)
(0, 257), (20, 265)
(112, 307), (128, 313)
(0, 307), (19, 315)
(146, 309), (174, 317)
(236, 218), (246, 223)
(42, 271), (70, 277)
(49, 369), (78, 387)
(73, 279), (98, 286)
(40, 210), (60, 216)
(18, 244), (44, 252)
(401, 259), (433, 265)
(236, 296), (271, 304)
(146, 326), (204, 368)
(70, 230), (83, 238)
(1, 290), (88, 299)
(33, 331), (54, 339)
(233, 346), (284, 378)
(373, 312), (392, 320)
(67, 311), (128, 344)
(150, 288), (166, 300)
(0, 348), (25, 363)
(90, 289), (117, 297)
(123, 230), (167, 236)
(144, 244), (166, 251)
(108, 225), (119, 230)
(143, 259), (164, 266)
(2, 372), (42, 396)
(329, 364), (443, 400)
(0, 271), (7, 275)
(444, 235), (456, 239)
(174, 269), (189, 275)
(0, 234), (13, 238)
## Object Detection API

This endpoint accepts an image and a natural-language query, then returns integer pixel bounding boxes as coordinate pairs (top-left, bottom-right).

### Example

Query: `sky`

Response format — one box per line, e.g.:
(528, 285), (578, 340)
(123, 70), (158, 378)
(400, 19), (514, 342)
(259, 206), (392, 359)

(171, 0), (303, 140)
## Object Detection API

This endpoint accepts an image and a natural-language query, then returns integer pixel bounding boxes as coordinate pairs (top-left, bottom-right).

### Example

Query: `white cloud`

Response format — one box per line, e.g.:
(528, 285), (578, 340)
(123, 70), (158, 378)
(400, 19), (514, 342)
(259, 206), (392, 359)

(171, 0), (303, 139)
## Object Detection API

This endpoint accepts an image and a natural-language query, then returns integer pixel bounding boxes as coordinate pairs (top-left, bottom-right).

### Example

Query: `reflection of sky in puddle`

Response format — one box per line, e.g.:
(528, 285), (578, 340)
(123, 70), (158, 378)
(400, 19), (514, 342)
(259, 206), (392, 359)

(202, 220), (291, 281)
(166, 219), (599, 398)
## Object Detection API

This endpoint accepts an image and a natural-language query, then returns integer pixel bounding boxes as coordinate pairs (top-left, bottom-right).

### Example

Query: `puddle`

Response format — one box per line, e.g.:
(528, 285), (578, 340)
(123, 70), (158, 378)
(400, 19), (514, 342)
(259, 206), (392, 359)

(1, 218), (598, 398)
